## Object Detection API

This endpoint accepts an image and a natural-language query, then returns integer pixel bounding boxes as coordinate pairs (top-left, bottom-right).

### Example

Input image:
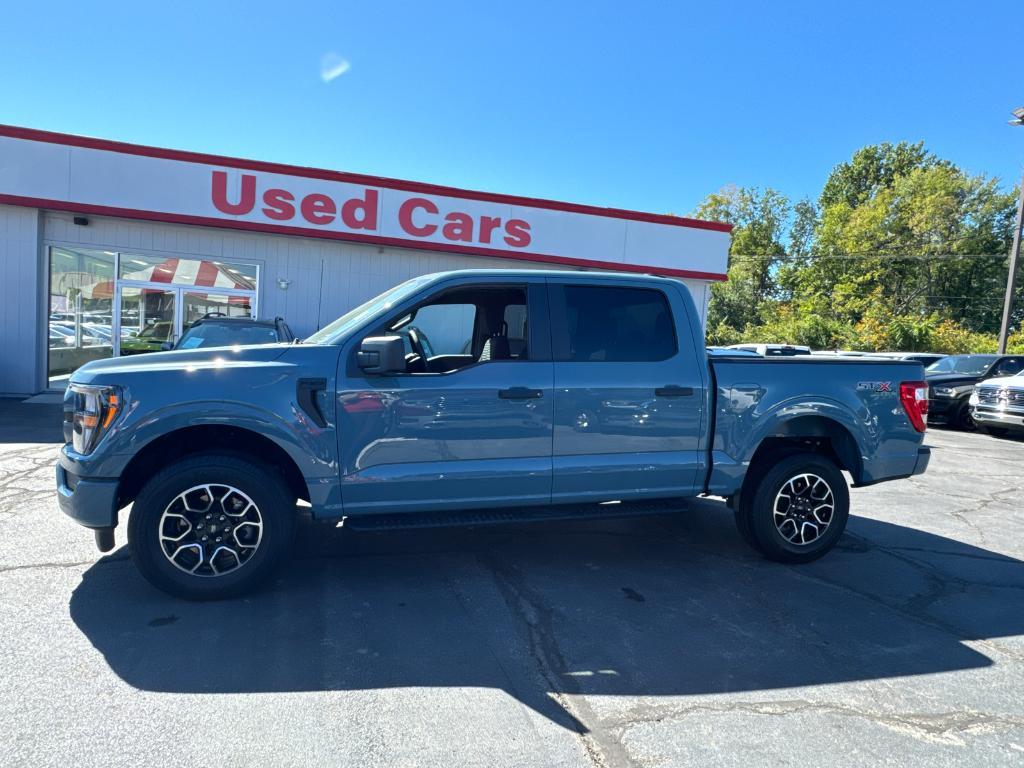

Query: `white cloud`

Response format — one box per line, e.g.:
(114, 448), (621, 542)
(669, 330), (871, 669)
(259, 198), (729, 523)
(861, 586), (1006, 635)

(320, 52), (351, 83)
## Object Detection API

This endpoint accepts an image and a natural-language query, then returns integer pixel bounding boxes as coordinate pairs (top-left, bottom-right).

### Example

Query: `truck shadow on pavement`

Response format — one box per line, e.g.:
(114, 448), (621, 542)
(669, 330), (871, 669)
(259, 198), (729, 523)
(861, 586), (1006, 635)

(69, 499), (1024, 733)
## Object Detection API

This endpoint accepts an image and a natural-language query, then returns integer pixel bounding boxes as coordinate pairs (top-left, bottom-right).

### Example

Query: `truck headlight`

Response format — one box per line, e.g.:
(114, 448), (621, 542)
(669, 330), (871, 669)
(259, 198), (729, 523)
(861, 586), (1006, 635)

(932, 386), (956, 397)
(69, 384), (122, 454)
(969, 392), (980, 406)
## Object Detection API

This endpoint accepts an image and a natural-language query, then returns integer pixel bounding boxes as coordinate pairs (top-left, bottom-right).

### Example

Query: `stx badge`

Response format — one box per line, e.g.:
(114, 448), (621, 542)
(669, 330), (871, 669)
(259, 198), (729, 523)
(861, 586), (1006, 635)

(857, 381), (893, 392)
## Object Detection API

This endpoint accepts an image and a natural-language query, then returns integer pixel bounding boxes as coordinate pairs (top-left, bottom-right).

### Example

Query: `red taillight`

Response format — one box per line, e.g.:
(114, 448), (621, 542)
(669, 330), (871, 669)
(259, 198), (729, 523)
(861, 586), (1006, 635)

(900, 380), (928, 432)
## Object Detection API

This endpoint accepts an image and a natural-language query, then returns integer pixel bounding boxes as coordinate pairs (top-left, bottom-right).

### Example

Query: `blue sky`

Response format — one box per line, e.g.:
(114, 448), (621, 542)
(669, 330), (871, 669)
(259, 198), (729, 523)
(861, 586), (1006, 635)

(1, 1), (1022, 219)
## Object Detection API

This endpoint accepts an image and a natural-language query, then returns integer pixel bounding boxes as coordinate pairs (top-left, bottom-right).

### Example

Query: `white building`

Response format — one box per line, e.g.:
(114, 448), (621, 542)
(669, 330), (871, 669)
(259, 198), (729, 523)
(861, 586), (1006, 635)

(0, 125), (731, 396)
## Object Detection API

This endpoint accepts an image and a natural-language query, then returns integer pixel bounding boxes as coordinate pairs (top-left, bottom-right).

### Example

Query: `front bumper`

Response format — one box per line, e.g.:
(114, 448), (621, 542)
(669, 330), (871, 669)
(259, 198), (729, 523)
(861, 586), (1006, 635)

(971, 406), (1024, 431)
(56, 450), (119, 529)
(927, 397), (957, 419)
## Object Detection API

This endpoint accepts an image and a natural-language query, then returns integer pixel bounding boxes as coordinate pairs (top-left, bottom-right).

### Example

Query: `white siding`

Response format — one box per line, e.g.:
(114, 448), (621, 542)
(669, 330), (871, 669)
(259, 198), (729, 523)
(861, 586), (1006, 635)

(0, 205), (42, 395)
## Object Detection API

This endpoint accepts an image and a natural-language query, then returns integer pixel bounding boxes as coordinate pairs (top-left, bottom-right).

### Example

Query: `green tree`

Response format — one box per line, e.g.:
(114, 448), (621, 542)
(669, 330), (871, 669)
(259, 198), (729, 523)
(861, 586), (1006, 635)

(818, 141), (942, 209)
(797, 144), (1017, 334)
(696, 141), (1019, 351)
(692, 185), (791, 334)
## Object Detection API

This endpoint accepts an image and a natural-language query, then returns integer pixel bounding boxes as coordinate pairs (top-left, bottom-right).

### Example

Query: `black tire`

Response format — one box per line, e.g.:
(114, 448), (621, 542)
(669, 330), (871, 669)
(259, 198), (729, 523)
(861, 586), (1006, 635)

(737, 452), (849, 564)
(733, 503), (763, 553)
(128, 453), (297, 600)
(953, 400), (977, 431)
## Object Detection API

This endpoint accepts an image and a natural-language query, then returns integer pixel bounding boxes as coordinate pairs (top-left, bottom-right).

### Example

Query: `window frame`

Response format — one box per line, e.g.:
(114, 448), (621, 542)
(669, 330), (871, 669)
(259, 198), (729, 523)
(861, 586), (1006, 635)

(349, 281), (549, 378)
(547, 282), (679, 363)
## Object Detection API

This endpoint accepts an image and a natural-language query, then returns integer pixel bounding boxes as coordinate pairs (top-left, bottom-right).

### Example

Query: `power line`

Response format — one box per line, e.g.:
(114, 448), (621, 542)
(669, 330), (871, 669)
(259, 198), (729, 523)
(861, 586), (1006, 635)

(726, 252), (1008, 261)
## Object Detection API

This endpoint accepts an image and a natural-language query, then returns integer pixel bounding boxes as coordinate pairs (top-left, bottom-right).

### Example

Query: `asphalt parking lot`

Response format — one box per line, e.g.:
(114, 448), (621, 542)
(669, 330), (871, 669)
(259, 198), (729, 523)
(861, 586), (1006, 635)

(1, 400), (1022, 767)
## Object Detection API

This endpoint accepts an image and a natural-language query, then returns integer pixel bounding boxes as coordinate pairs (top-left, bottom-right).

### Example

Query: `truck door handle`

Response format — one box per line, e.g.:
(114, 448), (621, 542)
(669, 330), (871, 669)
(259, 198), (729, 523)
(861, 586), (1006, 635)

(499, 387), (543, 400)
(655, 385), (694, 397)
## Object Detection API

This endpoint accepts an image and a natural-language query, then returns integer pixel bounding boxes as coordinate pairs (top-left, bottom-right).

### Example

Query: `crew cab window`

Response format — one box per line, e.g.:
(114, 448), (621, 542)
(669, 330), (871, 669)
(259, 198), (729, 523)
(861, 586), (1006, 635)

(552, 285), (677, 362)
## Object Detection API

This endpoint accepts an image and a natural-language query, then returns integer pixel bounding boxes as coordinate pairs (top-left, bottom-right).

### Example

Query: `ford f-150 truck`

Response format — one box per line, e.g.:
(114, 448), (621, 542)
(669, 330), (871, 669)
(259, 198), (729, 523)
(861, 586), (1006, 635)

(57, 270), (931, 599)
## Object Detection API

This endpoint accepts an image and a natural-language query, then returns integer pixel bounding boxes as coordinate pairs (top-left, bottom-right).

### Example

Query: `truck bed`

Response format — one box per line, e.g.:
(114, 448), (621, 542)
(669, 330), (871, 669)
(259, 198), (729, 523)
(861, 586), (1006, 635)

(706, 356), (928, 496)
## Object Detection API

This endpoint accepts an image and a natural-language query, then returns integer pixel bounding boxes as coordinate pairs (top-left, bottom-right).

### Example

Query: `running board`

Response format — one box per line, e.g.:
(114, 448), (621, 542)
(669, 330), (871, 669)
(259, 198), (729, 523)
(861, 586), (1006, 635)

(341, 498), (689, 531)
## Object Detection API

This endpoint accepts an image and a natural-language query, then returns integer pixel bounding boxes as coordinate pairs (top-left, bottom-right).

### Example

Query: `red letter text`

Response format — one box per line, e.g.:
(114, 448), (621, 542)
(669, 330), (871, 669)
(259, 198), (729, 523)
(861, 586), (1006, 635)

(211, 171), (256, 215)
(341, 188), (379, 230)
(261, 188), (295, 221)
(398, 197), (439, 237)
(301, 193), (336, 225)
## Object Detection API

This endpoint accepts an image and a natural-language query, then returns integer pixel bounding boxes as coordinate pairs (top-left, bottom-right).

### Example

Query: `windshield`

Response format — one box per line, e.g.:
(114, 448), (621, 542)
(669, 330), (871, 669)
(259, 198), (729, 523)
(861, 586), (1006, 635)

(305, 275), (435, 345)
(177, 323), (280, 349)
(926, 354), (997, 375)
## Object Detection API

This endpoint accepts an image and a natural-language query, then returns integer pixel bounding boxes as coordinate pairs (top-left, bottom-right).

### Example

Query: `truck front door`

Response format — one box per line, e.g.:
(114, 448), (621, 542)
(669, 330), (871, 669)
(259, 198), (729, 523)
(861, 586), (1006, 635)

(547, 279), (706, 503)
(335, 279), (554, 515)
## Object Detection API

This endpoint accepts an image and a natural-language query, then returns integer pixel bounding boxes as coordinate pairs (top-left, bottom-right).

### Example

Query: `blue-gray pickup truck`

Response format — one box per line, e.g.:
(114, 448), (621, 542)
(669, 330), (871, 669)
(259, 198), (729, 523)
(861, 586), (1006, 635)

(57, 270), (931, 599)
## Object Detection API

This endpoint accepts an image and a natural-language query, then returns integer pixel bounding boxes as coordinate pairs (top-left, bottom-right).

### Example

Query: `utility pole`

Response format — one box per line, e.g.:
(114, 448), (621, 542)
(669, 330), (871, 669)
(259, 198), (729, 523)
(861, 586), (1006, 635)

(997, 107), (1024, 354)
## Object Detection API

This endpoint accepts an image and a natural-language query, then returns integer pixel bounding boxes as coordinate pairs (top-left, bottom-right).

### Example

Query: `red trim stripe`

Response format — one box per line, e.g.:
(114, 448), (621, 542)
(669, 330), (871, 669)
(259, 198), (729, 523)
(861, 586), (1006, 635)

(0, 123), (732, 234)
(0, 193), (729, 281)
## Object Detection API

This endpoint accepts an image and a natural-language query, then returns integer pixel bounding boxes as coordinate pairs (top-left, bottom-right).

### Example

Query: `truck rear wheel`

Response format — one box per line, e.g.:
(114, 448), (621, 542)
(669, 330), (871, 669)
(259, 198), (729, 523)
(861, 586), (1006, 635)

(737, 452), (849, 563)
(128, 453), (296, 600)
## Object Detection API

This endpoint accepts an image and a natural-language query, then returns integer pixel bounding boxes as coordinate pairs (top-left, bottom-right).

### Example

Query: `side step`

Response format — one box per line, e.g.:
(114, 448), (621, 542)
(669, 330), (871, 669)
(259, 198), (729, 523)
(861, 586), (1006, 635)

(341, 498), (689, 532)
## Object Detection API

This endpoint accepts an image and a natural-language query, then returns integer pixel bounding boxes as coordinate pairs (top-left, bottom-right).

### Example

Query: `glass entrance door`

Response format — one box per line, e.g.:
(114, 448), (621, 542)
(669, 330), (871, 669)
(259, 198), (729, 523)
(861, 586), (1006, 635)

(118, 286), (177, 356)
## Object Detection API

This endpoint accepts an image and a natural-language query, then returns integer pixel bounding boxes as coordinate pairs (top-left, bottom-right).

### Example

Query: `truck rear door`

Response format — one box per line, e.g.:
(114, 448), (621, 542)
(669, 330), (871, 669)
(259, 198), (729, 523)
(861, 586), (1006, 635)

(546, 278), (706, 503)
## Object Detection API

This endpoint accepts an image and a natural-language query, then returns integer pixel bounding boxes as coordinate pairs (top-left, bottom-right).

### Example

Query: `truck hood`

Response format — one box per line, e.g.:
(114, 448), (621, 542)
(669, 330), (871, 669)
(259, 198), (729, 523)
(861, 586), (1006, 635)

(925, 372), (982, 388)
(976, 375), (1024, 391)
(69, 343), (296, 383)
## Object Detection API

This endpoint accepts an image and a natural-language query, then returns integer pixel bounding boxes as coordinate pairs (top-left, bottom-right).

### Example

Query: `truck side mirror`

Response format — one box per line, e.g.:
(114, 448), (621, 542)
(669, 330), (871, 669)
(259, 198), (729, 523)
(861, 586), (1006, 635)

(357, 336), (406, 375)
(160, 342), (174, 351)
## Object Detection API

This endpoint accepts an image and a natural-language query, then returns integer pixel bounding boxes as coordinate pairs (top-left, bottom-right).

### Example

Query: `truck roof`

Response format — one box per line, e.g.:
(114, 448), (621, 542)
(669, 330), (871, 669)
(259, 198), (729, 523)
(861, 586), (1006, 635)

(419, 268), (683, 284)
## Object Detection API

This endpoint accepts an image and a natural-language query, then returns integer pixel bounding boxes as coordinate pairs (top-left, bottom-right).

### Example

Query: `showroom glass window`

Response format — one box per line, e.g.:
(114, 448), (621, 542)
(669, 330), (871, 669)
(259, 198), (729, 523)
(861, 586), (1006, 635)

(552, 285), (678, 362)
(48, 248), (259, 387)
(118, 254), (257, 288)
(47, 247), (116, 387)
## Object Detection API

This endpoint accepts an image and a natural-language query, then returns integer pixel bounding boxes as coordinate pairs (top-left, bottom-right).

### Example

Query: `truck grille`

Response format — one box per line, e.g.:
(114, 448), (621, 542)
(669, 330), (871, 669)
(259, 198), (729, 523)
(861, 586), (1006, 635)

(977, 387), (1024, 406)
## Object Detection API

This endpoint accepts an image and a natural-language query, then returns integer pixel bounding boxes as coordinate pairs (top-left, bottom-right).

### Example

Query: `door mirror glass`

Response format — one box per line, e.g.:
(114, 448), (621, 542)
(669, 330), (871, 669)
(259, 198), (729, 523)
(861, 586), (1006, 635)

(357, 336), (406, 375)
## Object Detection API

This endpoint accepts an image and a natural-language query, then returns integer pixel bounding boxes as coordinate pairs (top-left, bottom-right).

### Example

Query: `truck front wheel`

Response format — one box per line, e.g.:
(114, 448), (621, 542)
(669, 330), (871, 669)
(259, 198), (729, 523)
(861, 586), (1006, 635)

(127, 453), (297, 600)
(737, 452), (849, 563)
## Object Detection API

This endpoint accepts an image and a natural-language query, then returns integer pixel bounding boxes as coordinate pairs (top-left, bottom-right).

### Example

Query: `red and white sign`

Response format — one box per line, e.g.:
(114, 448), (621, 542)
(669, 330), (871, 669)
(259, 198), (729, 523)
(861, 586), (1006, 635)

(0, 125), (730, 280)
